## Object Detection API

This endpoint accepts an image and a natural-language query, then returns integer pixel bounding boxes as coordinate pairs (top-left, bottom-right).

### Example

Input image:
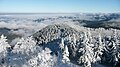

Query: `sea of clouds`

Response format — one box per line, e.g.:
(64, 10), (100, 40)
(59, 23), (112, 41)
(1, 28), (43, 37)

(0, 13), (120, 37)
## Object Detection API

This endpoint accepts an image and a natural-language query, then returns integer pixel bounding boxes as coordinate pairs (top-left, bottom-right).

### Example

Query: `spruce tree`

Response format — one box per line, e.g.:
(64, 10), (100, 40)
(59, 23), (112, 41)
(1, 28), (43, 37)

(78, 32), (94, 67)
(62, 45), (70, 63)
(0, 35), (10, 64)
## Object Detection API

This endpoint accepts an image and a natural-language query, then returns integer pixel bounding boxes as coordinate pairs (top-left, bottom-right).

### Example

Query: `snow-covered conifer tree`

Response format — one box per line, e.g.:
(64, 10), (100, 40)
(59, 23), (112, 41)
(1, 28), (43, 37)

(78, 32), (94, 67)
(12, 36), (37, 55)
(28, 48), (55, 67)
(73, 34), (76, 45)
(59, 38), (65, 50)
(9, 36), (41, 67)
(0, 35), (10, 64)
(87, 28), (92, 44)
(68, 35), (71, 42)
(70, 34), (77, 55)
(94, 34), (104, 63)
(104, 38), (119, 66)
(0, 35), (10, 53)
(112, 29), (119, 46)
(62, 45), (70, 63)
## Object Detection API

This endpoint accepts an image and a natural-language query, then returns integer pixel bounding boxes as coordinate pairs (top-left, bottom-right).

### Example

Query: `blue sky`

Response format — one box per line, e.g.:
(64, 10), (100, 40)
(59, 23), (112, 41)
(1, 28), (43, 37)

(0, 0), (120, 13)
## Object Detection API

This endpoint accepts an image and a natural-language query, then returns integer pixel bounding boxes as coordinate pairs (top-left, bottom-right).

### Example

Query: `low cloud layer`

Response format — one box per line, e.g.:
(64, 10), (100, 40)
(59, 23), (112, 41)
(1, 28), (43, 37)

(0, 13), (120, 37)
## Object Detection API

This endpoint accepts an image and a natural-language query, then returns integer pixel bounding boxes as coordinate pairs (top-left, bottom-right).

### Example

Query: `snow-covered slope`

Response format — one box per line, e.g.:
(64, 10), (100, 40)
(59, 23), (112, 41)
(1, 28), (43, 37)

(32, 24), (120, 66)
(33, 24), (82, 44)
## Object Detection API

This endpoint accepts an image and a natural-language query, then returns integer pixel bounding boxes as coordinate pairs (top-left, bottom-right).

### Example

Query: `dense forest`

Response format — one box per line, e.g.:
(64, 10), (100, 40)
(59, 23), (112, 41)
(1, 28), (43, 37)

(0, 24), (120, 67)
